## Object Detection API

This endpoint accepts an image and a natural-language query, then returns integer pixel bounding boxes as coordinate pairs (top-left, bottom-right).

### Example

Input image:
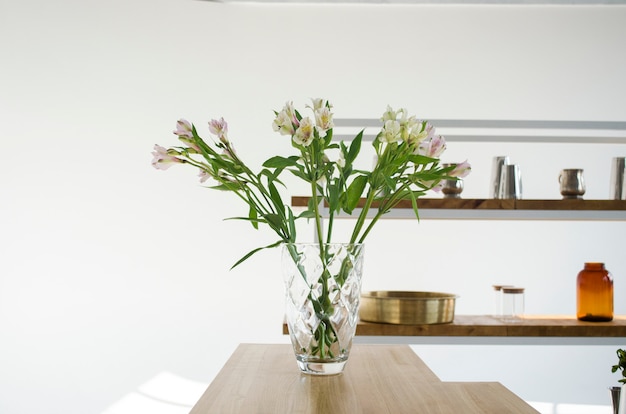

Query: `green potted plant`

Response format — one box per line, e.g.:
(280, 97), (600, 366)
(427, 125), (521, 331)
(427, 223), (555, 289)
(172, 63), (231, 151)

(610, 349), (626, 414)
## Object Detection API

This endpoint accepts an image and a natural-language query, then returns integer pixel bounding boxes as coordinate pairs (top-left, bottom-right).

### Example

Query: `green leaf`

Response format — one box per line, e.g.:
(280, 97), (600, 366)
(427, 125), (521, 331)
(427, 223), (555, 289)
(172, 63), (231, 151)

(347, 130), (363, 163)
(248, 205), (259, 229)
(268, 180), (285, 214)
(230, 240), (284, 270)
(408, 154), (438, 165)
(324, 129), (333, 146)
(260, 168), (286, 187)
(263, 155), (299, 169)
(224, 216), (267, 224)
(409, 190), (420, 221)
(287, 207), (296, 242)
(290, 168), (311, 183)
(210, 182), (240, 192)
(263, 213), (283, 232)
(326, 181), (340, 213)
(344, 174), (368, 214)
(297, 209), (316, 219)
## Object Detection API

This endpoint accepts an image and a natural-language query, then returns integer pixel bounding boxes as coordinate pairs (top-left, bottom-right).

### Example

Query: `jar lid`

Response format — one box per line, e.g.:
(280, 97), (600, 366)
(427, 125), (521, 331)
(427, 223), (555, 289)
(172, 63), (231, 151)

(492, 284), (514, 291)
(502, 287), (525, 294)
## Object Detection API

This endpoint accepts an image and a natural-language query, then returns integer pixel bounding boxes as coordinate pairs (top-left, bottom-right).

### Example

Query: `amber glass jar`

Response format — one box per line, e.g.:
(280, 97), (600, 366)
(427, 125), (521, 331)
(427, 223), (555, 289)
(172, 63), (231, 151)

(576, 262), (613, 322)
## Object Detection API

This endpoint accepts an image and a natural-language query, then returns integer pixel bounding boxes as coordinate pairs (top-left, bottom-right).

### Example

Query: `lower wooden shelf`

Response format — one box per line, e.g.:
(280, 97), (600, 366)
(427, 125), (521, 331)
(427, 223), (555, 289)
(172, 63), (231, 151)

(356, 315), (626, 337)
(283, 315), (626, 338)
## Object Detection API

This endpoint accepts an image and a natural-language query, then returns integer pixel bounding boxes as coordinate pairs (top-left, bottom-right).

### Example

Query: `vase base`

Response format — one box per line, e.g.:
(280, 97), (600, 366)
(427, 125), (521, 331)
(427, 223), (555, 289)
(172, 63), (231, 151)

(296, 360), (346, 375)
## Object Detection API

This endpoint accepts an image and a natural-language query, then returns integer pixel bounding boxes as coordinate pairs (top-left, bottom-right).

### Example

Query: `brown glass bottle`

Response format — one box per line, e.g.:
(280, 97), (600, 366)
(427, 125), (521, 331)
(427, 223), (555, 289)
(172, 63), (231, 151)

(576, 262), (613, 322)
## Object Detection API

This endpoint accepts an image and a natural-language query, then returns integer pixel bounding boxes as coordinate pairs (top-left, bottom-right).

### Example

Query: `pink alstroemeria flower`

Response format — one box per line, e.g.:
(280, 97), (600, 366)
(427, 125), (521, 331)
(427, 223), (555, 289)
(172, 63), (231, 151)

(198, 169), (211, 183)
(209, 117), (229, 144)
(151, 144), (182, 170)
(431, 181), (445, 193)
(449, 160), (472, 178)
(173, 119), (193, 139)
(417, 135), (447, 158)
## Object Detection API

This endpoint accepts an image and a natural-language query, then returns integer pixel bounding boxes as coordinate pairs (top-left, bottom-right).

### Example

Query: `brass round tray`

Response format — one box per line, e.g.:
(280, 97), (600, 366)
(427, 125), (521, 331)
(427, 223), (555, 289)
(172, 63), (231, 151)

(360, 291), (458, 325)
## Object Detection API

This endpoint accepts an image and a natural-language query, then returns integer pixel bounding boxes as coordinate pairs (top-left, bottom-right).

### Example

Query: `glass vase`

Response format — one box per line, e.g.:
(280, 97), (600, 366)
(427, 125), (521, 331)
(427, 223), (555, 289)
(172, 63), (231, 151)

(282, 243), (364, 375)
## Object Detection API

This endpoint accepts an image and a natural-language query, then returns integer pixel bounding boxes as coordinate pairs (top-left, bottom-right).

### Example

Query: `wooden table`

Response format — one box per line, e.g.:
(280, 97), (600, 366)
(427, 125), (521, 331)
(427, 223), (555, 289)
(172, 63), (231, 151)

(190, 343), (539, 414)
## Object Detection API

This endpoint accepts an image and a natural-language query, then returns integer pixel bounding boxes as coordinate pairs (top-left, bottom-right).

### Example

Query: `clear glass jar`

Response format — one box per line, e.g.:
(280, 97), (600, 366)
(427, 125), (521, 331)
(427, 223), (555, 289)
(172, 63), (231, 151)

(577, 262), (613, 322)
(502, 287), (525, 323)
(492, 284), (513, 317)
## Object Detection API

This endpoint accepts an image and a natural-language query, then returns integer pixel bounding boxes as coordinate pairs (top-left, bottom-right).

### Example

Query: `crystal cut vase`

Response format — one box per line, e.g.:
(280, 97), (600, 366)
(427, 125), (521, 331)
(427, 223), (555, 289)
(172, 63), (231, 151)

(282, 243), (364, 375)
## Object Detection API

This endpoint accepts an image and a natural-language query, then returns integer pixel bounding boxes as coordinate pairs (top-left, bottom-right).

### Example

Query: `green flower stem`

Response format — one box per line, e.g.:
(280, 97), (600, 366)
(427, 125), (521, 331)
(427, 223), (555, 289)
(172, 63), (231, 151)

(286, 242), (339, 360)
(325, 209), (335, 244)
(188, 152), (290, 241)
(356, 182), (410, 244)
(349, 188), (376, 245)
(310, 183), (324, 248)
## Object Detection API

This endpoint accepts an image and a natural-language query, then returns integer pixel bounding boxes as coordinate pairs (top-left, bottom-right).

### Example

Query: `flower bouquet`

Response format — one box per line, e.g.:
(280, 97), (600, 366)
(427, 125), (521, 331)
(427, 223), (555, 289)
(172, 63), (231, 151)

(152, 99), (470, 374)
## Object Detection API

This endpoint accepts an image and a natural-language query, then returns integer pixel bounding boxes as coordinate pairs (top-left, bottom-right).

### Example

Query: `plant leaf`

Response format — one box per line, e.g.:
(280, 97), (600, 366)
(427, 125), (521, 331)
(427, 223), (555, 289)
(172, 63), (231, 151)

(408, 154), (438, 165)
(263, 155), (299, 169)
(248, 204), (259, 229)
(344, 174), (368, 214)
(230, 240), (284, 270)
(347, 130), (363, 164)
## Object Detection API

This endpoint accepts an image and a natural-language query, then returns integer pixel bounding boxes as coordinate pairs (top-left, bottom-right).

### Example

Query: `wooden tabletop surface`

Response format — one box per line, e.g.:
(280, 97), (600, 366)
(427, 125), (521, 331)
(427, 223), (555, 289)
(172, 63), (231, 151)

(190, 343), (538, 414)
(282, 315), (626, 338)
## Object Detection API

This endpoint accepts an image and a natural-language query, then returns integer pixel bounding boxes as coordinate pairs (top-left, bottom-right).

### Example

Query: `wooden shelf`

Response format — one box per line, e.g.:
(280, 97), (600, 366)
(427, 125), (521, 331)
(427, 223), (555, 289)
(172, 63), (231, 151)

(291, 197), (626, 220)
(357, 315), (626, 337)
(283, 315), (626, 338)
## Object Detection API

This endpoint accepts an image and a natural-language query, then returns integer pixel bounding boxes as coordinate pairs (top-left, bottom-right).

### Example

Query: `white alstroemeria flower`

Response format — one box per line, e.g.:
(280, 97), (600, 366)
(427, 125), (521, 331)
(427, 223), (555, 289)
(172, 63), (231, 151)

(399, 118), (418, 143)
(272, 111), (294, 136)
(308, 98), (326, 111)
(381, 105), (397, 122)
(314, 106), (334, 134)
(293, 117), (315, 147)
(397, 108), (409, 122)
(379, 119), (401, 143)
(405, 121), (431, 147)
(337, 151), (346, 169)
(272, 101), (298, 136)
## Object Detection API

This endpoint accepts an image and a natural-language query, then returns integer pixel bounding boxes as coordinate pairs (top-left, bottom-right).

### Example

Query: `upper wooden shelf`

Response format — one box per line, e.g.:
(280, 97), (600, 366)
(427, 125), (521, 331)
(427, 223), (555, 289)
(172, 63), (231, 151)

(291, 197), (626, 220)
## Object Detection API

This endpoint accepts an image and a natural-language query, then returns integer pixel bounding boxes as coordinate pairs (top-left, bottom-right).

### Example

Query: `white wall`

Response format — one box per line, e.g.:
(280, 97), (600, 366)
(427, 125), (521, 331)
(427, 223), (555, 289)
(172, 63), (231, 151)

(1, 0), (626, 413)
